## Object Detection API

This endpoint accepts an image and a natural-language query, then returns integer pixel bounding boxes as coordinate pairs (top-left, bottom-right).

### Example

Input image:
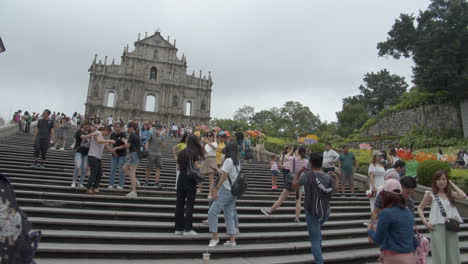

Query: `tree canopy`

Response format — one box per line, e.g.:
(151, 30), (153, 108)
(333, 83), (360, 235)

(377, 0), (468, 99)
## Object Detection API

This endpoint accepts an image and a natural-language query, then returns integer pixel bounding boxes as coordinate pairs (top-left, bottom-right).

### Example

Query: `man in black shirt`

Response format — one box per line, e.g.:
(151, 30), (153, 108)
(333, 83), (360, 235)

(31, 109), (55, 168)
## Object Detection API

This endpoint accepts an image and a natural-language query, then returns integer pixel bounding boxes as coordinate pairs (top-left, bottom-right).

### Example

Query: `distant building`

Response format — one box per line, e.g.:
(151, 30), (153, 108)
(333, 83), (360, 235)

(85, 31), (212, 124)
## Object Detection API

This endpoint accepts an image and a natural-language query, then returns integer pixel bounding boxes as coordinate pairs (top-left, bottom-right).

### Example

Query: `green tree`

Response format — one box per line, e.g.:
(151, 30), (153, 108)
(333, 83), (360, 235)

(336, 103), (369, 137)
(250, 108), (284, 137)
(233, 105), (255, 124)
(210, 118), (249, 132)
(358, 69), (408, 112)
(377, 0), (468, 99)
(280, 101), (321, 138)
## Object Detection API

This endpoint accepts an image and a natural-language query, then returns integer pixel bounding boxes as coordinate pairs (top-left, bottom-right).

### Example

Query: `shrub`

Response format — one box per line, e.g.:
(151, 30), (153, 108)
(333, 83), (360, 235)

(416, 160), (451, 187)
(308, 143), (325, 153)
(264, 137), (297, 154)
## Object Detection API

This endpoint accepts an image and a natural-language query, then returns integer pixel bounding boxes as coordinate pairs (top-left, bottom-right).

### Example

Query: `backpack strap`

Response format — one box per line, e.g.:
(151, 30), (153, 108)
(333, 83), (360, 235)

(433, 193), (448, 218)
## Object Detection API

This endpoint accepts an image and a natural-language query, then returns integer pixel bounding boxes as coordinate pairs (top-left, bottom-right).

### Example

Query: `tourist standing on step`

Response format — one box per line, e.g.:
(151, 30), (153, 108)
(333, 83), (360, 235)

(31, 109), (55, 168)
(23, 111), (32, 134)
(173, 133), (188, 190)
(52, 117), (70, 150)
(417, 170), (466, 264)
(278, 146), (292, 189)
(371, 176), (416, 223)
(208, 142), (240, 247)
(107, 122), (127, 190)
(256, 134), (266, 163)
(215, 131), (227, 167)
(337, 145), (358, 196)
(322, 143), (339, 173)
(71, 120), (91, 188)
(270, 155), (279, 190)
(86, 126), (115, 195)
(292, 151), (337, 264)
(367, 179), (418, 264)
(124, 122), (141, 197)
(175, 134), (204, 236)
(201, 131), (218, 198)
(261, 145), (309, 223)
(144, 124), (166, 187)
(368, 151), (386, 212)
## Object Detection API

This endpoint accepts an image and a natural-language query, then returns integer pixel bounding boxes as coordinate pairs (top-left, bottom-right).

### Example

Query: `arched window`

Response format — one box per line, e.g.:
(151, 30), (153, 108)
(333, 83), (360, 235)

(150, 66), (157, 80)
(107, 92), (115, 107)
(172, 96), (178, 107)
(185, 101), (192, 116)
(201, 100), (206, 111)
(145, 95), (156, 112)
(123, 89), (130, 101)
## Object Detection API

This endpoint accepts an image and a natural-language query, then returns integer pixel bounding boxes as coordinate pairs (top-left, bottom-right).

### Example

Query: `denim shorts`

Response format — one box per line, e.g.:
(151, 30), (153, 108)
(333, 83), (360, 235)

(128, 152), (140, 166)
(271, 170), (278, 176)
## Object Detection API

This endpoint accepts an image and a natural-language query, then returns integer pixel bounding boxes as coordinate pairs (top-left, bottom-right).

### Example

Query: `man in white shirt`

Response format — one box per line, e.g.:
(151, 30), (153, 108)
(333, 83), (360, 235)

(322, 143), (339, 173)
(107, 115), (113, 126)
(171, 124), (178, 138)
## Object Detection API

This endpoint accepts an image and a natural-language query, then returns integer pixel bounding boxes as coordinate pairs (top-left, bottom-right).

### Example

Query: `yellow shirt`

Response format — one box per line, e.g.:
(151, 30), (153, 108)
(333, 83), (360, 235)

(216, 142), (225, 165)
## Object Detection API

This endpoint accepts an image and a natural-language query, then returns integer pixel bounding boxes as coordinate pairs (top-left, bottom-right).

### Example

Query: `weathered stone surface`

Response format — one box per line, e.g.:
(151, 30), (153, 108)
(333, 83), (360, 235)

(85, 31), (212, 124)
(361, 104), (461, 137)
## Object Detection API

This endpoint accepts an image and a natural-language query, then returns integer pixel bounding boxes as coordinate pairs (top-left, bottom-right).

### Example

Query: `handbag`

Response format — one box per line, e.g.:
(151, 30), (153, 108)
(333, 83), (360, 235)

(187, 158), (204, 184)
(414, 225), (430, 264)
(284, 158), (296, 192)
(434, 193), (460, 232)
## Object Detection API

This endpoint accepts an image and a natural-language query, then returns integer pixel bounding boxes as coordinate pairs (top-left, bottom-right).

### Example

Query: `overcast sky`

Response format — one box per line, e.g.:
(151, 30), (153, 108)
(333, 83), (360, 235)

(0, 0), (430, 123)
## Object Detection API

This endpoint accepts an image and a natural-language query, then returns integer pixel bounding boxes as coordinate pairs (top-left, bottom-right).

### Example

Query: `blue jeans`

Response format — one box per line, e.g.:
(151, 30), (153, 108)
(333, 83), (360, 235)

(306, 212), (330, 264)
(72, 152), (88, 184)
(109, 156), (126, 187)
(208, 187), (237, 235)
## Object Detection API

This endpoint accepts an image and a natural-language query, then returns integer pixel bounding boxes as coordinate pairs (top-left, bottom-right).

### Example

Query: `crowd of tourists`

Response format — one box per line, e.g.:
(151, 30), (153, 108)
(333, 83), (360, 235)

(24, 109), (467, 264)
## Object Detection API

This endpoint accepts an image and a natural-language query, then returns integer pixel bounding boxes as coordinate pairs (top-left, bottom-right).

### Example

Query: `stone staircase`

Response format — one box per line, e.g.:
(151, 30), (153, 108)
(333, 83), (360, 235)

(0, 133), (467, 263)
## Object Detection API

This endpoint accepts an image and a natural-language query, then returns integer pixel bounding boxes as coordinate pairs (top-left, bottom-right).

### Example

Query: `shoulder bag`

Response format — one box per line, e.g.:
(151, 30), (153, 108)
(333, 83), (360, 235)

(187, 158), (204, 184)
(434, 193), (460, 232)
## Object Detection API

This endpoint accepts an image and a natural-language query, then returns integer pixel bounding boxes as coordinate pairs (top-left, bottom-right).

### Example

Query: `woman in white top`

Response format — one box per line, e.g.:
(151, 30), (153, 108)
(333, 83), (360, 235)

(368, 151), (386, 212)
(418, 170), (466, 264)
(208, 142), (240, 247)
(200, 131), (218, 198)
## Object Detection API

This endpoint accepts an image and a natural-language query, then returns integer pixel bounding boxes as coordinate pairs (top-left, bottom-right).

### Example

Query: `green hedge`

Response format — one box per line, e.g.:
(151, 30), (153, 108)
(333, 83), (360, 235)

(416, 160), (451, 187)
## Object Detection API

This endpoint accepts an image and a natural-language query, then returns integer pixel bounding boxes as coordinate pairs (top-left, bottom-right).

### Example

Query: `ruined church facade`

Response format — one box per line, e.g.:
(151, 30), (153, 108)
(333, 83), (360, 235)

(84, 31), (212, 124)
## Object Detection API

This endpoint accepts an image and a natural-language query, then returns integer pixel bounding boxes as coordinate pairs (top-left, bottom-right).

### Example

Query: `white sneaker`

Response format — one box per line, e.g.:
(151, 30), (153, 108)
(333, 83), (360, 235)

(70, 183), (77, 188)
(174, 230), (183, 235)
(208, 239), (220, 247)
(116, 186), (123, 190)
(59, 147), (65, 151)
(183, 230), (199, 236)
(137, 180), (141, 187)
(50, 147), (56, 150)
(126, 191), (137, 197)
(223, 241), (237, 247)
(78, 184), (85, 188)
(107, 185), (114, 189)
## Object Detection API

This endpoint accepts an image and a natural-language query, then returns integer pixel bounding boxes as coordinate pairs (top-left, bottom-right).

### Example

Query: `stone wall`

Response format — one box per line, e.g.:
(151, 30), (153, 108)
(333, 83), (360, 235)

(0, 124), (19, 139)
(361, 104), (461, 137)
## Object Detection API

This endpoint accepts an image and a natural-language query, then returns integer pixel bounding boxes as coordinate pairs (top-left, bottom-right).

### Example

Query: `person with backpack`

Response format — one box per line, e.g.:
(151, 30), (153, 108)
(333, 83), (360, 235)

(86, 126), (115, 195)
(292, 151), (338, 264)
(261, 145), (309, 223)
(71, 120), (91, 188)
(174, 135), (205, 236)
(208, 142), (242, 247)
(124, 122), (142, 197)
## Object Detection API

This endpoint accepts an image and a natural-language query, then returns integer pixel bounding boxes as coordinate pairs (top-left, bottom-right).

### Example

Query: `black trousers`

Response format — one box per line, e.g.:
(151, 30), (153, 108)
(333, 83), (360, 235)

(175, 174), (197, 232)
(34, 138), (49, 160)
(87, 156), (102, 189)
(24, 122), (31, 134)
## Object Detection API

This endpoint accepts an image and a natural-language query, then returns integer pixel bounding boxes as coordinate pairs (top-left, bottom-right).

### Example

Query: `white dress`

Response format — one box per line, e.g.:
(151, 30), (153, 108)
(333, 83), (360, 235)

(368, 163), (386, 211)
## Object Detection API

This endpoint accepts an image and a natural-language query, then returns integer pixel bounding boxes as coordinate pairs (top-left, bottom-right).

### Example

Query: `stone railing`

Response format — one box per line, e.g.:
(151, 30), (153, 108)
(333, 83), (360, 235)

(352, 172), (468, 218)
(0, 121), (38, 139)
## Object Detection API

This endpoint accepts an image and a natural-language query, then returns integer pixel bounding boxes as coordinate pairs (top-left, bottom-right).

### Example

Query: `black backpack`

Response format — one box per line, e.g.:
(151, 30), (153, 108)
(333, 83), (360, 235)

(0, 172), (41, 264)
(227, 164), (248, 198)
